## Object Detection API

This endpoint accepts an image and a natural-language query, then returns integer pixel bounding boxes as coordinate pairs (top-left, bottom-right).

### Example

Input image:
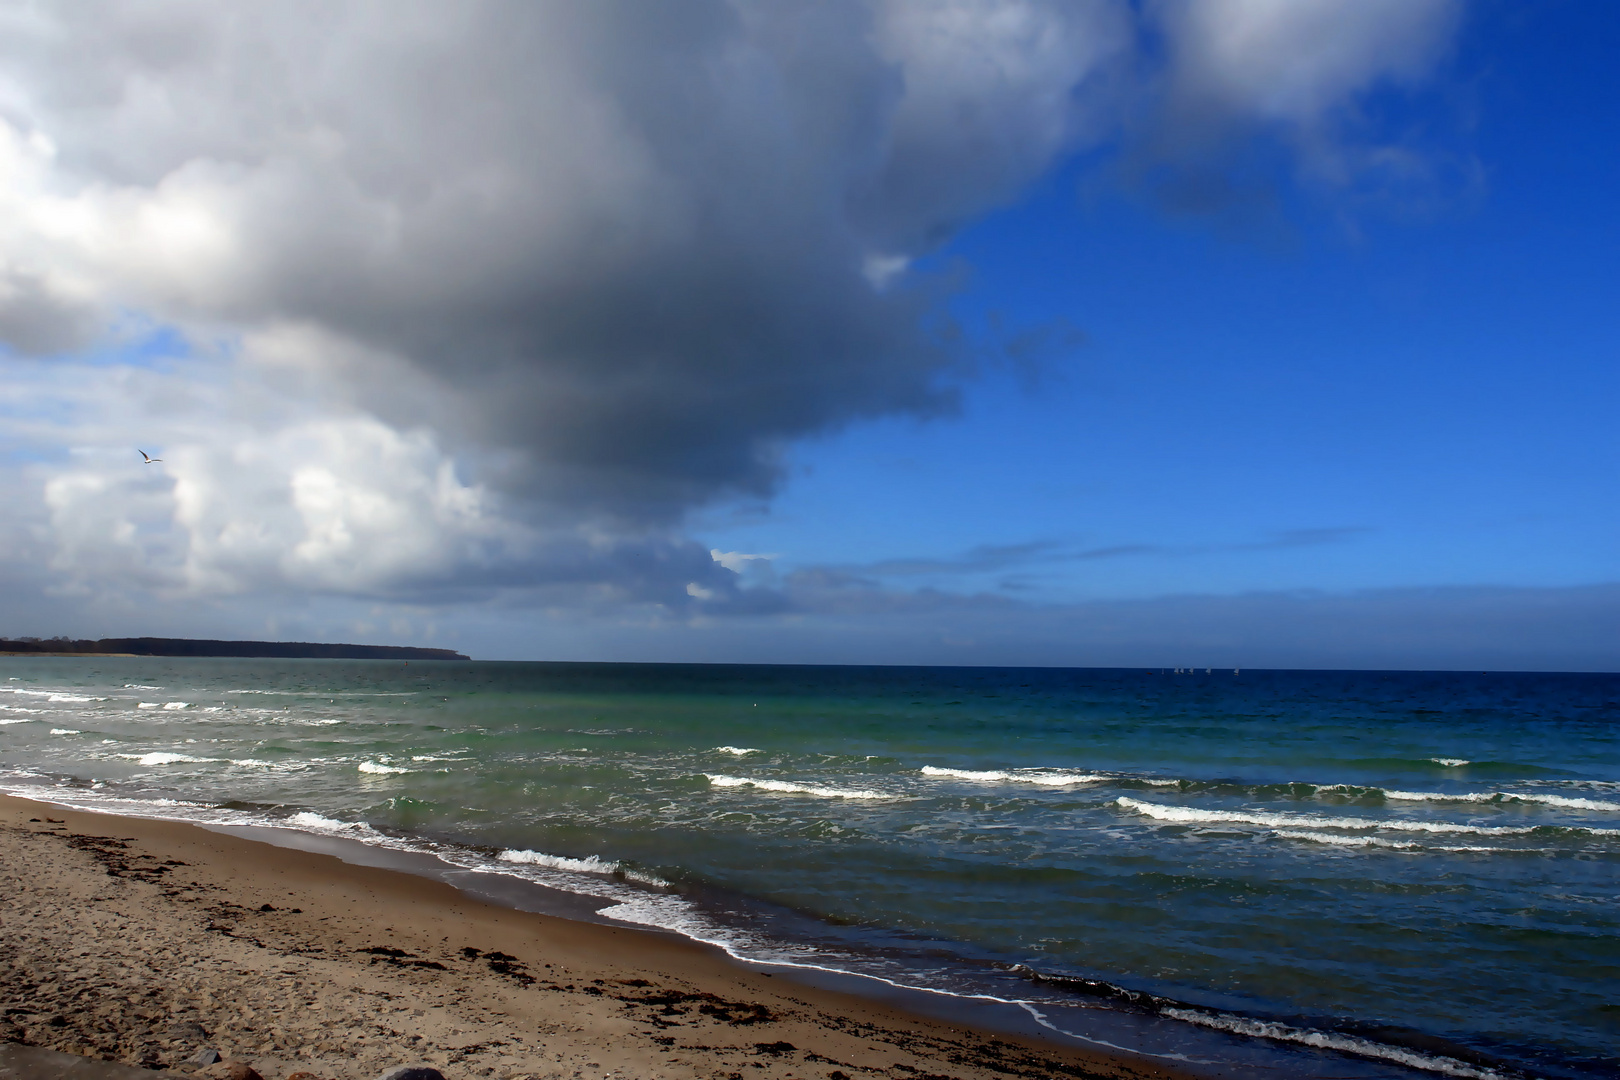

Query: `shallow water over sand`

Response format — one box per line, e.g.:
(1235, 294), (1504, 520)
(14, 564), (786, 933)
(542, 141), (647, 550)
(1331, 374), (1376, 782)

(2, 659), (1616, 1079)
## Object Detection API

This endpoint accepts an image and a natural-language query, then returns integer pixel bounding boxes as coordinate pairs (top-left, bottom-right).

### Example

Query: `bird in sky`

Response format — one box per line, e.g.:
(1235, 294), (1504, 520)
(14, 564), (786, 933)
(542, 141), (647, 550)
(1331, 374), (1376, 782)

(138, 450), (162, 464)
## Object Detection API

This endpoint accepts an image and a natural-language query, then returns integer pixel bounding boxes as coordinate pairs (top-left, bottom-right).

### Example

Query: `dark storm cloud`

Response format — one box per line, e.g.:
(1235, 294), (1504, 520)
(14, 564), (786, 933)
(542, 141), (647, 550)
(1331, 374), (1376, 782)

(0, 0), (1140, 522)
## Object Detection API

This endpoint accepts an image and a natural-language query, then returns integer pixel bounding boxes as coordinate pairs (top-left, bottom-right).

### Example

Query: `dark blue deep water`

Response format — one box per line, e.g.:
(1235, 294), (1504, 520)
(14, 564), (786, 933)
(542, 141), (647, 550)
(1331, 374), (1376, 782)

(2, 660), (1616, 1079)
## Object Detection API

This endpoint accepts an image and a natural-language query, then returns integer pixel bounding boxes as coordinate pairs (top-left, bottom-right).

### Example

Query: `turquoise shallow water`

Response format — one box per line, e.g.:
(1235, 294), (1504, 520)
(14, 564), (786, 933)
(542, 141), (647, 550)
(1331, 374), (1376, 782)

(1, 659), (1616, 1079)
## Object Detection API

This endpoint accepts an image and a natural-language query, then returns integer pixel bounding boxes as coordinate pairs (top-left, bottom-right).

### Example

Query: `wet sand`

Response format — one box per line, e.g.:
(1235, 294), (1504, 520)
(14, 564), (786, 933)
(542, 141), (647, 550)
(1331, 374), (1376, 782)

(0, 795), (1188, 1080)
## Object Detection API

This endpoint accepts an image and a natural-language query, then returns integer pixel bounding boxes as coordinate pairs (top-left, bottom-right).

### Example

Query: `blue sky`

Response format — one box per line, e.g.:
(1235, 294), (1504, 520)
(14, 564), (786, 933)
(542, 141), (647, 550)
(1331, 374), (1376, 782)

(700, 1), (1620, 610)
(0, 2), (1613, 669)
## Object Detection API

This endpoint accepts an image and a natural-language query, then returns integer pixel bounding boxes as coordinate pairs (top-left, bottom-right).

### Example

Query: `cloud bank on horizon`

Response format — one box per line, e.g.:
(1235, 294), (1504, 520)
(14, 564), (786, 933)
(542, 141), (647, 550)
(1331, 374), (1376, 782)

(10, 0), (1585, 667)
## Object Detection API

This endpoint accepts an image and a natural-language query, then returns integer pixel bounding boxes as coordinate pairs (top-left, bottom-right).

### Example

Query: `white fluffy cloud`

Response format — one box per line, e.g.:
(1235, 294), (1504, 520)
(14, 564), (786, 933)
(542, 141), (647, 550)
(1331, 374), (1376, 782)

(15, 355), (509, 599)
(1157, 0), (1459, 121)
(0, 0), (1462, 615)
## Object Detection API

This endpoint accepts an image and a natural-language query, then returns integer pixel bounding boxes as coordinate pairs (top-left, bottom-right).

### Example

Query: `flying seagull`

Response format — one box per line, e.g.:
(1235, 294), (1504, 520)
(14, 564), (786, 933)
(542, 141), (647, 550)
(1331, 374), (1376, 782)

(138, 450), (162, 464)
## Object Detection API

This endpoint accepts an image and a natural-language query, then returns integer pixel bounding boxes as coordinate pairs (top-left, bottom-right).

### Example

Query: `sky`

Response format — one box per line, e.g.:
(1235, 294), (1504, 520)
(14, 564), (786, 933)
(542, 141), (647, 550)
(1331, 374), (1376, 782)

(0, 0), (1615, 670)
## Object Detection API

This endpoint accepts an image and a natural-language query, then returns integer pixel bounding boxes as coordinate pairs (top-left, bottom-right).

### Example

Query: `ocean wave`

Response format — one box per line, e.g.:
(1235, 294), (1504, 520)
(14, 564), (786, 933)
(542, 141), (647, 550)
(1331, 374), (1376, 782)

(136, 703), (160, 710)
(1114, 796), (1618, 837)
(713, 745), (760, 756)
(49, 728), (80, 735)
(1272, 831), (1420, 850)
(286, 811), (377, 834)
(0, 718), (35, 725)
(1382, 788), (1620, 812)
(119, 752), (218, 766)
(1120, 778), (1620, 813)
(705, 774), (895, 800)
(1431, 758), (1471, 767)
(0, 688), (104, 701)
(920, 766), (1106, 786)
(357, 760), (411, 775)
(498, 848), (620, 875)
(492, 848), (671, 889)
(123, 684), (164, 691)
(1159, 1008), (1510, 1080)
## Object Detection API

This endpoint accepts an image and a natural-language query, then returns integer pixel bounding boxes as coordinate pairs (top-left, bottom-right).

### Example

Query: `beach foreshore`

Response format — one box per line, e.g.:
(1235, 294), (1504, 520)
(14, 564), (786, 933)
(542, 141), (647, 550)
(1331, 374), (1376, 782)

(0, 795), (1188, 1080)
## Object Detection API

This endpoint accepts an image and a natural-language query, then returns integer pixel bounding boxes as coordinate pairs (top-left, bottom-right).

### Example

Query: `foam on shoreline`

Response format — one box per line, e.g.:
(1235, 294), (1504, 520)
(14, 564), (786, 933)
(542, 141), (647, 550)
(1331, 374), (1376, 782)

(0, 774), (1554, 1080)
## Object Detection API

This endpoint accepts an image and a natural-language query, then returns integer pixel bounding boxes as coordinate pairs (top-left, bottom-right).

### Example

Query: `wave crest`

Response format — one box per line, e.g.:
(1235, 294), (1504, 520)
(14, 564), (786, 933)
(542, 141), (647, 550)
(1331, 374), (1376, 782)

(705, 774), (895, 800)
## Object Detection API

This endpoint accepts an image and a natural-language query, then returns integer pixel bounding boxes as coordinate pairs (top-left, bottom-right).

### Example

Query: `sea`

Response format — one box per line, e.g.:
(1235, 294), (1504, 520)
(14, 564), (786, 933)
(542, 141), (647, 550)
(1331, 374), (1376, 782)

(0, 659), (1615, 1080)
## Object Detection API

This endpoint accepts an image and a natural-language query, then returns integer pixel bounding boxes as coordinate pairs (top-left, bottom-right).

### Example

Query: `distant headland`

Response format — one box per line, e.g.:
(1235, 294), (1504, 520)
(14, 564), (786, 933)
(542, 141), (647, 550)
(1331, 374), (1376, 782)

(0, 636), (469, 661)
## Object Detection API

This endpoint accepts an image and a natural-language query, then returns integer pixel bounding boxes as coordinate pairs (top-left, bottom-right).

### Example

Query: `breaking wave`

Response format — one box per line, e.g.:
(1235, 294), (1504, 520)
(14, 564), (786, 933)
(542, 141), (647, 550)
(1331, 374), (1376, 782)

(919, 766), (1106, 785)
(705, 774), (896, 800)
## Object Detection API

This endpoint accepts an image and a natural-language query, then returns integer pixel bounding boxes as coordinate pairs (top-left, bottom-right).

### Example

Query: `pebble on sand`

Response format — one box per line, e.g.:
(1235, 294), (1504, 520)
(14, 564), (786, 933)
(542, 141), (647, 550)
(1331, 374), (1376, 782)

(374, 1068), (446, 1080)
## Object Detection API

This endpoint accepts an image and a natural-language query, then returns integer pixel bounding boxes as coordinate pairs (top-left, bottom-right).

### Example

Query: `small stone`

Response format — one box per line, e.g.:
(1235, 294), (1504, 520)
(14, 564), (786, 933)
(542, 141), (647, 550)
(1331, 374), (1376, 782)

(286, 1072), (327, 1080)
(187, 1048), (223, 1067)
(375, 1067), (447, 1080)
(172, 1021), (210, 1041)
(224, 1062), (262, 1080)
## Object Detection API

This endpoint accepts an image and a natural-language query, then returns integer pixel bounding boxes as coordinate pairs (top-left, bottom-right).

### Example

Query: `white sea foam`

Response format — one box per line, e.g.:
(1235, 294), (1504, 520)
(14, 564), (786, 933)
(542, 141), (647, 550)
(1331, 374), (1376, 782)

(1114, 796), (1616, 837)
(497, 848), (670, 888)
(1273, 830), (1420, 850)
(0, 768), (1529, 1080)
(498, 848), (619, 874)
(1160, 1008), (1510, 1080)
(123, 684), (163, 690)
(358, 760), (411, 775)
(1431, 758), (1471, 767)
(120, 752), (216, 766)
(49, 728), (80, 735)
(409, 754), (465, 763)
(919, 766), (1105, 785)
(161, 702), (190, 710)
(287, 811), (374, 833)
(714, 746), (760, 756)
(48, 693), (102, 702)
(136, 702), (160, 710)
(705, 774), (895, 800)
(1382, 789), (1620, 812)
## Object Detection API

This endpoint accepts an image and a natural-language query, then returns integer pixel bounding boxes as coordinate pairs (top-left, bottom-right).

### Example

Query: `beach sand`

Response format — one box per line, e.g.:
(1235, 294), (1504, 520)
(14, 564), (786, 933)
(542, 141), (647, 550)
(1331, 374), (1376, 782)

(0, 795), (1187, 1080)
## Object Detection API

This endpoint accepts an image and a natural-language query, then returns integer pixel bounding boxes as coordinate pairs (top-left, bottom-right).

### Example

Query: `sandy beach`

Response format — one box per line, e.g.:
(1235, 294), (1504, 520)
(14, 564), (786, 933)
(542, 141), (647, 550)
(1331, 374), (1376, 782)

(0, 795), (1186, 1080)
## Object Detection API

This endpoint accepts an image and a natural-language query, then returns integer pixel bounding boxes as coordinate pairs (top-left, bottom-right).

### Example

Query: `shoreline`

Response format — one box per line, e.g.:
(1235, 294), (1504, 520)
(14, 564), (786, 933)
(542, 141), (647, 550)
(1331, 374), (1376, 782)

(0, 794), (1193, 1080)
